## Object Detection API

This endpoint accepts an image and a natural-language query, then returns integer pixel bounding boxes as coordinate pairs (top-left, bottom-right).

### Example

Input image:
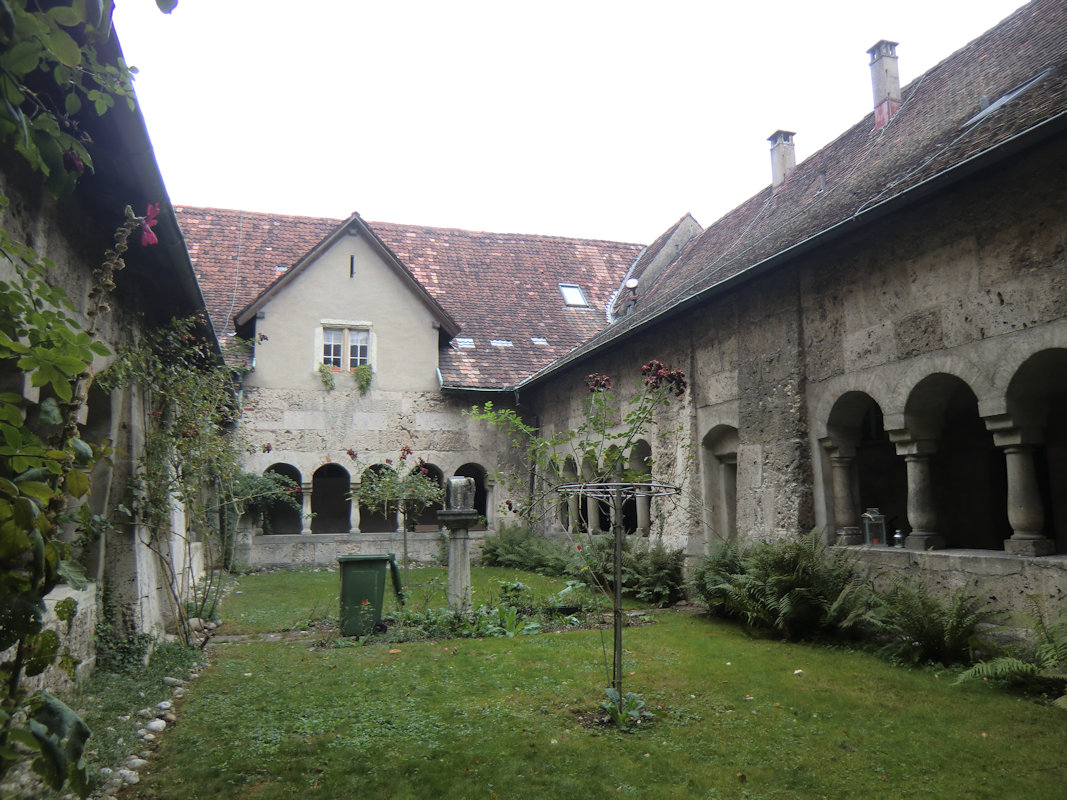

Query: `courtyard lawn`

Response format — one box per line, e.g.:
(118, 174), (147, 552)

(120, 571), (1066, 800)
(221, 566), (582, 636)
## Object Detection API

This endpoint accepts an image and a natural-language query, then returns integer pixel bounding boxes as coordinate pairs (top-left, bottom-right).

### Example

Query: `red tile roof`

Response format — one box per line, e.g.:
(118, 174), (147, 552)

(528, 0), (1067, 382)
(176, 207), (642, 388)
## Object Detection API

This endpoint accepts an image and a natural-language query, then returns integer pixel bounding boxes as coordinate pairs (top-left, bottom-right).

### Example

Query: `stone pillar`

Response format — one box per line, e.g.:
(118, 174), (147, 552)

(587, 494), (600, 533)
(439, 477), (478, 613)
(826, 445), (861, 545)
(636, 492), (651, 537)
(1002, 444), (1054, 556)
(567, 494), (580, 533)
(349, 483), (361, 533)
(987, 421), (1054, 556)
(903, 453), (944, 550)
(300, 483), (312, 535)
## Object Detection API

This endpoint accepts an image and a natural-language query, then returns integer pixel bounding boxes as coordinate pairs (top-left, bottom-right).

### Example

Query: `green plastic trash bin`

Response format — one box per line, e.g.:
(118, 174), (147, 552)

(338, 554), (404, 637)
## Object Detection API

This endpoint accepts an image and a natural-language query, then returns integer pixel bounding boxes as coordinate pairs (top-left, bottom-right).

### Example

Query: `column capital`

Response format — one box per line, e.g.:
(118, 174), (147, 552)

(892, 437), (937, 457)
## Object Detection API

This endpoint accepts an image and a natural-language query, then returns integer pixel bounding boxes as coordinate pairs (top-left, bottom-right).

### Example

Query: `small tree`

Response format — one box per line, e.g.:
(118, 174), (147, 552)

(356, 446), (443, 584)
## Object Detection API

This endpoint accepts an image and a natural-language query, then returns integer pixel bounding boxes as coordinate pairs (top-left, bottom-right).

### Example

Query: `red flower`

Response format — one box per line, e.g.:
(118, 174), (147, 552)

(262, 443), (272, 453)
(399, 444), (414, 461)
(346, 448), (358, 460)
(585, 373), (612, 393)
(141, 202), (160, 246)
(576, 544), (582, 551)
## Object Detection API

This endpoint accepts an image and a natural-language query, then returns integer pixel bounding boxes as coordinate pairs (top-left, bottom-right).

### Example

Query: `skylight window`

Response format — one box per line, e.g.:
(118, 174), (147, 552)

(490, 339), (513, 348)
(964, 68), (1052, 127)
(453, 337), (475, 349)
(559, 283), (588, 307)
(530, 337), (549, 346)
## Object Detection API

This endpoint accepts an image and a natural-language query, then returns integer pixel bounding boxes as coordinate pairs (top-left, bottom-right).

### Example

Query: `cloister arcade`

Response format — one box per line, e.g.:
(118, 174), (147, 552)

(259, 460), (489, 535)
(556, 440), (655, 536)
(818, 348), (1067, 556)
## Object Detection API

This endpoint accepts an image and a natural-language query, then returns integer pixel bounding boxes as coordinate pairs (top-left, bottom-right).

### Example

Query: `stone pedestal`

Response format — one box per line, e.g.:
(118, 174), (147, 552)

(300, 483), (313, 535)
(439, 477), (478, 613)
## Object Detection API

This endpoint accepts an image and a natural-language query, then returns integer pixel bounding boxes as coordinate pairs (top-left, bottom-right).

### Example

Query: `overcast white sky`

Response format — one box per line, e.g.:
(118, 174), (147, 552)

(112, 0), (1027, 244)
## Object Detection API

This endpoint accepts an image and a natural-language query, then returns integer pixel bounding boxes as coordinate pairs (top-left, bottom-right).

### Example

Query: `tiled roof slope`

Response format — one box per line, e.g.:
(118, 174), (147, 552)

(176, 207), (642, 388)
(176, 207), (338, 340)
(526, 0), (1067, 383)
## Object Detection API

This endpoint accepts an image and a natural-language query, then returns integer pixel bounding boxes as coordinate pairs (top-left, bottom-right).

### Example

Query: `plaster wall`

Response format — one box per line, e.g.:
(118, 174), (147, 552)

(246, 232), (441, 393)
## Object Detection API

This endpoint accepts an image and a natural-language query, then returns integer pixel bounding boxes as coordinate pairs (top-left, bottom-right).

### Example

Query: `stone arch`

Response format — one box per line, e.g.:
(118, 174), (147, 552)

(904, 375), (1008, 549)
(264, 463), (302, 535)
(359, 464), (397, 533)
(824, 392), (906, 544)
(414, 463), (445, 529)
(311, 463), (351, 534)
(455, 463), (488, 529)
(701, 425), (739, 549)
(1004, 348), (1067, 553)
(580, 457), (609, 533)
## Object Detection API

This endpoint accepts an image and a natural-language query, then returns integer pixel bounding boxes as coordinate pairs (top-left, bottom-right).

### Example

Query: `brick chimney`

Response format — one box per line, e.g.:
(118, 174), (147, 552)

(768, 130), (796, 188)
(868, 40), (901, 130)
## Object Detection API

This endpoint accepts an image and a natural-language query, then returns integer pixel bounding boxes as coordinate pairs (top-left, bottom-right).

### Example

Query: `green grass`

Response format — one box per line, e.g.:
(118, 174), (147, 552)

(221, 566), (584, 636)
(118, 570), (1066, 799)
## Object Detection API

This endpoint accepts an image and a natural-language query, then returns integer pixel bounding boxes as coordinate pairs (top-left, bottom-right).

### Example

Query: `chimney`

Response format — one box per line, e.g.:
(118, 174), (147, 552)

(768, 130), (796, 188)
(868, 40), (901, 130)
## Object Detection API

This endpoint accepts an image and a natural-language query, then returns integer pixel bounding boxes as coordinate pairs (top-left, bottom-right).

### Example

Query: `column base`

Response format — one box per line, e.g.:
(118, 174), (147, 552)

(835, 527), (863, 546)
(1004, 537), (1055, 557)
(905, 532), (946, 551)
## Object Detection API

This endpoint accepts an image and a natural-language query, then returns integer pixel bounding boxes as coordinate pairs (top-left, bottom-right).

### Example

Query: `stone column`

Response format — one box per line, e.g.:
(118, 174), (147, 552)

(439, 477), (478, 613)
(587, 494), (601, 533)
(636, 493), (651, 537)
(903, 453), (944, 550)
(827, 446), (861, 545)
(300, 482), (313, 535)
(567, 494), (580, 533)
(988, 422), (1054, 556)
(1002, 443), (1054, 556)
(349, 483), (361, 533)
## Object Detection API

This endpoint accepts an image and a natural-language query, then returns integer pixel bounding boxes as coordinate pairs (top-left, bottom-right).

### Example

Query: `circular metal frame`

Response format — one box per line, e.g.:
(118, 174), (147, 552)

(553, 480), (680, 500)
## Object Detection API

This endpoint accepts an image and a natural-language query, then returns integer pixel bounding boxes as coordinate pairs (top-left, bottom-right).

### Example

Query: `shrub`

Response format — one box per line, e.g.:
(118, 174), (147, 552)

(877, 576), (997, 666)
(576, 535), (686, 607)
(955, 597), (1067, 706)
(480, 524), (572, 576)
(690, 531), (876, 640)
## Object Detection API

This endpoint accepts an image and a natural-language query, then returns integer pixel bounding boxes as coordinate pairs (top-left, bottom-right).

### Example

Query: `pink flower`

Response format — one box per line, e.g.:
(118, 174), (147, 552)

(141, 202), (160, 246)
(262, 443), (272, 453)
(346, 448), (358, 460)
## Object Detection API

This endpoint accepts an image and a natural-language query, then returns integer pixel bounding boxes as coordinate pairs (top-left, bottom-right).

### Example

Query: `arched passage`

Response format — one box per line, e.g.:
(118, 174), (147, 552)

(359, 464), (398, 533)
(264, 463), (302, 534)
(905, 374), (1008, 549)
(455, 463), (488, 529)
(414, 463), (445, 529)
(1005, 348), (1067, 554)
(311, 463), (351, 534)
(825, 392), (906, 542)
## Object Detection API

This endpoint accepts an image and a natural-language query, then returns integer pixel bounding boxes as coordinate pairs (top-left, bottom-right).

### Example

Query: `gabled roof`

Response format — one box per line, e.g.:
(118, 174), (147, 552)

(523, 0), (1067, 385)
(177, 207), (642, 388)
(232, 214), (461, 337)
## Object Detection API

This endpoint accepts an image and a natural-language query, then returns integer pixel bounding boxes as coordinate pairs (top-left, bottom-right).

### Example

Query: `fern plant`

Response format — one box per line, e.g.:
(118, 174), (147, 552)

(878, 577), (997, 666)
(956, 598), (1067, 708)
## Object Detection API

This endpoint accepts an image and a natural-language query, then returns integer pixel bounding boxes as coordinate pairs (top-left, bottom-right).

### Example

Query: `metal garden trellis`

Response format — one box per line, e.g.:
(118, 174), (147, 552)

(554, 480), (680, 711)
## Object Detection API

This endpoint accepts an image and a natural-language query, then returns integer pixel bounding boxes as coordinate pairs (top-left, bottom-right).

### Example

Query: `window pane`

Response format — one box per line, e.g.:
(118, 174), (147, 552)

(323, 329), (342, 367)
(349, 329), (369, 368)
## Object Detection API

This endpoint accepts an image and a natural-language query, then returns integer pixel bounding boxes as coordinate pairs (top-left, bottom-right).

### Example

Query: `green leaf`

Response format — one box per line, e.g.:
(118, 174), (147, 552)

(44, 28), (82, 68)
(27, 690), (92, 793)
(64, 469), (89, 498)
(0, 41), (42, 75)
(18, 481), (55, 502)
(88, 341), (110, 357)
(57, 560), (89, 590)
(64, 92), (82, 116)
(0, 595), (43, 651)
(70, 437), (92, 464)
(24, 629), (60, 676)
(40, 395), (63, 425)
(47, 6), (85, 27)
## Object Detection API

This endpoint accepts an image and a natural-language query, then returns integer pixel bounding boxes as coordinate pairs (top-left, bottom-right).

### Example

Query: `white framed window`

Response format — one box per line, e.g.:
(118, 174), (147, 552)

(316, 322), (374, 371)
